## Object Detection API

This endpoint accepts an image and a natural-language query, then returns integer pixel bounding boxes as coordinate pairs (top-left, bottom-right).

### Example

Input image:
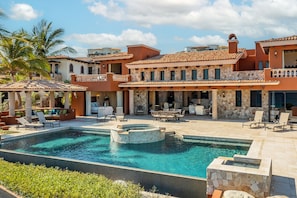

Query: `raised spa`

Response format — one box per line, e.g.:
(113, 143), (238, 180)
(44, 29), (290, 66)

(110, 124), (165, 144)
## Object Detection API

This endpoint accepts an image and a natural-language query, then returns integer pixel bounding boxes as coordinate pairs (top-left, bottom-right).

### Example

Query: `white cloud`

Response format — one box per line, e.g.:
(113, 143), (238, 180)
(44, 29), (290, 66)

(66, 29), (157, 49)
(85, 0), (297, 39)
(189, 35), (227, 46)
(10, 3), (38, 21)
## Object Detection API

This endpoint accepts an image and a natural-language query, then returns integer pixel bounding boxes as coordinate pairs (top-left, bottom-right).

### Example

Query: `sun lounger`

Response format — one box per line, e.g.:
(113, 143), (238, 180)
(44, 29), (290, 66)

(242, 111), (264, 128)
(16, 117), (44, 129)
(37, 112), (60, 127)
(266, 112), (291, 131)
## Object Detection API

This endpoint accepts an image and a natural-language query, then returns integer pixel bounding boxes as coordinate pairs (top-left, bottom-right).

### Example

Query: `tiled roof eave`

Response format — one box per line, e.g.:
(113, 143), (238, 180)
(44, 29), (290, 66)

(126, 59), (240, 69)
(0, 80), (87, 92)
(259, 40), (297, 47)
(119, 80), (280, 88)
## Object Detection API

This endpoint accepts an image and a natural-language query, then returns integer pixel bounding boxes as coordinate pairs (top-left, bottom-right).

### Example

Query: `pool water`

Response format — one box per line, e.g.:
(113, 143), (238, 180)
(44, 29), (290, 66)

(1, 129), (250, 178)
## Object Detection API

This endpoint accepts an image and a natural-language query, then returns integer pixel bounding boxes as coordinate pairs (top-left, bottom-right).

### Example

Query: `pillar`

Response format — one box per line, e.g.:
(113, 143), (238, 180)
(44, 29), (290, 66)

(85, 91), (91, 115)
(49, 91), (55, 108)
(8, 92), (15, 117)
(116, 91), (123, 107)
(25, 91), (32, 122)
(129, 90), (134, 115)
(212, 89), (218, 120)
(64, 92), (70, 109)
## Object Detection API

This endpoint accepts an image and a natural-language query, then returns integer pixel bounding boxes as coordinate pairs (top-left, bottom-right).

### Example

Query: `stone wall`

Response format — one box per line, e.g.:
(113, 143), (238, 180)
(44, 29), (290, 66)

(207, 155), (272, 198)
(134, 90), (148, 114)
(217, 90), (269, 121)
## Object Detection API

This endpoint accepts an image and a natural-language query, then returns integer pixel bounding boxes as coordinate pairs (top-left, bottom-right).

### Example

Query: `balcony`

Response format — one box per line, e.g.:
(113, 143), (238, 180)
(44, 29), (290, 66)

(76, 74), (107, 82)
(270, 68), (297, 78)
(71, 73), (130, 92)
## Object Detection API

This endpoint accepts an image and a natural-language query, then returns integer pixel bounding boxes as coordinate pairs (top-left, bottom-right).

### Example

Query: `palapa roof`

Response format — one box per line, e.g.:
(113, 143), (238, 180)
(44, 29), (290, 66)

(0, 80), (87, 92)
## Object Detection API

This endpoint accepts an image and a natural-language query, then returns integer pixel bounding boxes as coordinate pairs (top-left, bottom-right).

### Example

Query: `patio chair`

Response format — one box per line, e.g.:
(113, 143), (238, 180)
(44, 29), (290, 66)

(16, 117), (44, 129)
(267, 112), (291, 131)
(37, 112), (60, 127)
(242, 111), (264, 128)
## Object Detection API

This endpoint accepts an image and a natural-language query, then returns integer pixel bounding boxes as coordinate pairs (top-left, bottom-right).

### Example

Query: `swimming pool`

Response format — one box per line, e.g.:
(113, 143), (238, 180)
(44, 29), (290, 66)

(0, 129), (251, 178)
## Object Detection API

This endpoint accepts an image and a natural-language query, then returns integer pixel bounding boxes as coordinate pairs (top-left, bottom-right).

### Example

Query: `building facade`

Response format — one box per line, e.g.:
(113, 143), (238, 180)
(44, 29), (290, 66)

(49, 34), (297, 121)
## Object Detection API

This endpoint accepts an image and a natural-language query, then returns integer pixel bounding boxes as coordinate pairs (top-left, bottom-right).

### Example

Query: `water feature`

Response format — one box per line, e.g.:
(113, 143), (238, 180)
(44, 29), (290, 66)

(110, 124), (165, 144)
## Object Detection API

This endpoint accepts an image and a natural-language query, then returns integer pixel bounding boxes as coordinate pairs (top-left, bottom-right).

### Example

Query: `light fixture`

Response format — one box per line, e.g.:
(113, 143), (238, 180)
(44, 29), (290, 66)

(274, 50), (278, 56)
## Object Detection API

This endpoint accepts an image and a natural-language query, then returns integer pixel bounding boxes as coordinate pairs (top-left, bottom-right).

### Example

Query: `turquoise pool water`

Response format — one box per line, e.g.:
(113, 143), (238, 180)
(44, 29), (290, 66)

(1, 129), (250, 178)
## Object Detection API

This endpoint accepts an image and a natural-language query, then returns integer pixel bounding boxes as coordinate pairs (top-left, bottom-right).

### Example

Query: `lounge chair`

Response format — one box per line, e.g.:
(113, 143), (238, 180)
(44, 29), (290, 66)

(37, 112), (60, 127)
(16, 117), (44, 129)
(267, 112), (291, 131)
(242, 111), (264, 128)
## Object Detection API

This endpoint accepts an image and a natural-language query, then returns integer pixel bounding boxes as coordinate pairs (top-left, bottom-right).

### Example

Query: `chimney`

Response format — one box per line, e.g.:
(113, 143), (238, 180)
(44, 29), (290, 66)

(228, 33), (238, 53)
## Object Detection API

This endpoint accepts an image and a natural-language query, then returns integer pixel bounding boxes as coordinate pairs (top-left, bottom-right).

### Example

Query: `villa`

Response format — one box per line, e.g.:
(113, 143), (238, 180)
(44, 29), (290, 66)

(48, 33), (297, 122)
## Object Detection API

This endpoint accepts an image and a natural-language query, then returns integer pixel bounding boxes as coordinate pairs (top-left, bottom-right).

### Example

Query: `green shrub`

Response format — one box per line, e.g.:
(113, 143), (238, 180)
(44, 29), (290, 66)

(0, 159), (142, 198)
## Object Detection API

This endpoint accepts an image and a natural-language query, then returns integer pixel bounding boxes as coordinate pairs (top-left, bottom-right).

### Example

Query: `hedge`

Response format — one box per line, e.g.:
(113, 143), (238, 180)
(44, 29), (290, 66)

(0, 159), (143, 198)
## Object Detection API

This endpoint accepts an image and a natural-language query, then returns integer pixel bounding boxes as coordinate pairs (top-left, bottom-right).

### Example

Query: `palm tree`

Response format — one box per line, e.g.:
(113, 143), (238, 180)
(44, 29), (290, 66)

(0, 31), (50, 108)
(31, 19), (76, 57)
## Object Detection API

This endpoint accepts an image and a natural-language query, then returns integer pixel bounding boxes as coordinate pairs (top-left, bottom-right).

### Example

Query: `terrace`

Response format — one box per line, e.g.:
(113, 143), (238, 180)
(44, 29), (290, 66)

(0, 115), (296, 197)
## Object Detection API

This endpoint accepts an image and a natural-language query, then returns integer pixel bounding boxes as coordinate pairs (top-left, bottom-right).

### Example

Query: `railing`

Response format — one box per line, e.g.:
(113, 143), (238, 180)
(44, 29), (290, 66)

(226, 70), (264, 80)
(112, 74), (130, 82)
(75, 74), (107, 82)
(271, 69), (297, 78)
(50, 73), (63, 81)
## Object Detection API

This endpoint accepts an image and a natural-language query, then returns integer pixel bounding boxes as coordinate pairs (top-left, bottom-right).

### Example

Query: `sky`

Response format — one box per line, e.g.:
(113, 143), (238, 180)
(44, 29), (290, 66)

(1, 0), (297, 57)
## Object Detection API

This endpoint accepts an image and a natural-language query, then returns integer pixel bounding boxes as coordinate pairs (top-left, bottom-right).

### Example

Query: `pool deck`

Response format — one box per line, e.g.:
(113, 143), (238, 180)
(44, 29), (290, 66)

(1, 115), (297, 198)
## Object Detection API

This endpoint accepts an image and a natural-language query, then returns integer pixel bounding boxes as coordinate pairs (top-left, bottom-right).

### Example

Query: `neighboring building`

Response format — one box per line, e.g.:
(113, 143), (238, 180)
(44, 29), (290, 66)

(49, 34), (297, 121)
(88, 48), (121, 57)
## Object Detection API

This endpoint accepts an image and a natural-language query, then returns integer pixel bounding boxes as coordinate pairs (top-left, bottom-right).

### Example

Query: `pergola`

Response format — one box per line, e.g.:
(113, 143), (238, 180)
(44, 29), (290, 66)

(0, 80), (87, 121)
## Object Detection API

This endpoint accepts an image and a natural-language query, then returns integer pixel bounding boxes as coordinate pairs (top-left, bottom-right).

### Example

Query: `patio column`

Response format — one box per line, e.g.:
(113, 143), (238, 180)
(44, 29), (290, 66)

(8, 92), (15, 117)
(64, 92), (70, 109)
(49, 91), (55, 108)
(117, 91), (123, 107)
(129, 90), (134, 115)
(85, 91), (91, 115)
(212, 89), (218, 120)
(25, 91), (32, 122)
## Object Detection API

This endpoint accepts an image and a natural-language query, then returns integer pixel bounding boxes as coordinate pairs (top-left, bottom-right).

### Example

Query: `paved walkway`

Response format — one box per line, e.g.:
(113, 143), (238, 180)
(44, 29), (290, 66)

(1, 115), (297, 197)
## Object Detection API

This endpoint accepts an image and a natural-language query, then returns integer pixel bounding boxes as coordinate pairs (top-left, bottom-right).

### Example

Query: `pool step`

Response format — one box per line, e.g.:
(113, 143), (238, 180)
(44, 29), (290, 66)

(183, 135), (252, 148)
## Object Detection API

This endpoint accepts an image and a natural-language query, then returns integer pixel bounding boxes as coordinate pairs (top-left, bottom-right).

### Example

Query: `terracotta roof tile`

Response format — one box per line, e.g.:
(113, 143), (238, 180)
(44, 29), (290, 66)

(0, 80), (87, 92)
(91, 52), (133, 61)
(128, 49), (244, 65)
(259, 35), (297, 43)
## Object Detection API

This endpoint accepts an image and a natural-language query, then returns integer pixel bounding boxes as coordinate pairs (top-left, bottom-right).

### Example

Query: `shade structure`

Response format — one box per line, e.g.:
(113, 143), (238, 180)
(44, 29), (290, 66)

(0, 80), (87, 92)
(0, 80), (87, 121)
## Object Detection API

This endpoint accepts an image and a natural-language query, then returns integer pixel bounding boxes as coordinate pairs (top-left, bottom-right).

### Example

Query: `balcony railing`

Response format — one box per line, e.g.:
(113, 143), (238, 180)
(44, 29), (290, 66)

(271, 69), (297, 78)
(75, 74), (107, 82)
(227, 70), (264, 80)
(112, 74), (130, 82)
(75, 74), (130, 82)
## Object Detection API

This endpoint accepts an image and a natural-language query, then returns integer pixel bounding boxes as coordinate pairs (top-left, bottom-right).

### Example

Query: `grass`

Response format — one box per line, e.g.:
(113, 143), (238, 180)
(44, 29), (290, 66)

(0, 159), (143, 198)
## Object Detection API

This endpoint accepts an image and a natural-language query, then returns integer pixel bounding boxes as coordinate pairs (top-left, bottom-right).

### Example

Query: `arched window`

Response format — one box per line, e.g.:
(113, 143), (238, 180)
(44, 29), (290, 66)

(69, 64), (73, 72)
(80, 66), (84, 74)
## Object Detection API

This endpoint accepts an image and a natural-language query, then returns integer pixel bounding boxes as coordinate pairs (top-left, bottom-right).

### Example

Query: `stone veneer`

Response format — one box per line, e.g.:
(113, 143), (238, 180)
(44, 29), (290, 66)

(207, 155), (272, 198)
(217, 89), (269, 121)
(130, 65), (268, 120)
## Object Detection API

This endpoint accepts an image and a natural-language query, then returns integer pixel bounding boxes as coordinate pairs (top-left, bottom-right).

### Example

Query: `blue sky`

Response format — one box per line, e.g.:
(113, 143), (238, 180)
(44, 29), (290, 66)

(1, 0), (297, 57)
